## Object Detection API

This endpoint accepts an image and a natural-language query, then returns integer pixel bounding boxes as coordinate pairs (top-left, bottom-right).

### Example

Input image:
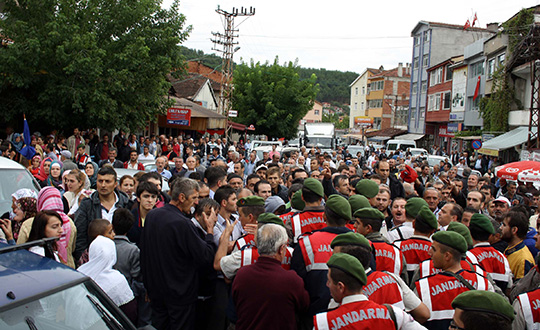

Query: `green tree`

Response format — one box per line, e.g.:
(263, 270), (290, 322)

(232, 58), (319, 139)
(0, 0), (190, 131)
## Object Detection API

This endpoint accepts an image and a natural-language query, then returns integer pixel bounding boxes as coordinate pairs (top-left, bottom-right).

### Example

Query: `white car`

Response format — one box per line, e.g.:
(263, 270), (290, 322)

(409, 148), (428, 158)
(427, 155), (453, 168)
(0, 157), (41, 216)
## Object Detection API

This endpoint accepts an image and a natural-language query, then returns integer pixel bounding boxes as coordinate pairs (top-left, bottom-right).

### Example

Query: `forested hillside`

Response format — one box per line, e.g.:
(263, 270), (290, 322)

(179, 47), (357, 105)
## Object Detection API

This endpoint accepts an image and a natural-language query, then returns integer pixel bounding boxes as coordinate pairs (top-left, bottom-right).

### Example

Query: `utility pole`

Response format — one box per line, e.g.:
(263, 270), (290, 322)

(211, 6), (255, 139)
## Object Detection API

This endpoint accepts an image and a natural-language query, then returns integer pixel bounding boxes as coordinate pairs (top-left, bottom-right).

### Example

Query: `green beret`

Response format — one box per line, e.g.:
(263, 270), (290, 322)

(470, 213), (495, 235)
(447, 222), (473, 247)
(405, 197), (429, 218)
(237, 195), (265, 207)
(303, 178), (324, 198)
(327, 253), (367, 286)
(257, 212), (285, 227)
(326, 195), (352, 221)
(452, 290), (514, 321)
(432, 231), (468, 254)
(348, 195), (371, 213)
(291, 190), (305, 211)
(353, 207), (385, 221)
(416, 205), (438, 230)
(355, 179), (379, 198)
(331, 232), (371, 250)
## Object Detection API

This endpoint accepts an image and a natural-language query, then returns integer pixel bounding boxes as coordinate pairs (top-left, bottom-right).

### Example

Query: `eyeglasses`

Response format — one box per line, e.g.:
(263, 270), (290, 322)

(448, 320), (466, 330)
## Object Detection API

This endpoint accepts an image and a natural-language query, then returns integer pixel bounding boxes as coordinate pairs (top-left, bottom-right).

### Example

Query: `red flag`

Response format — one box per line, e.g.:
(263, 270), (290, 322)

(473, 76), (481, 100)
(464, 19), (470, 30)
(472, 13), (478, 26)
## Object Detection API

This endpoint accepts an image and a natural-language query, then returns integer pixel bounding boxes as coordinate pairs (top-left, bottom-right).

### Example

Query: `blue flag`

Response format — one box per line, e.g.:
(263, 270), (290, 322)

(20, 115), (36, 159)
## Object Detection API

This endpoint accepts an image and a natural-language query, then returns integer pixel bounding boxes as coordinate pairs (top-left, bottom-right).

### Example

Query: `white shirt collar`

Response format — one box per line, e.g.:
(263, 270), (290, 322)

(341, 294), (369, 305)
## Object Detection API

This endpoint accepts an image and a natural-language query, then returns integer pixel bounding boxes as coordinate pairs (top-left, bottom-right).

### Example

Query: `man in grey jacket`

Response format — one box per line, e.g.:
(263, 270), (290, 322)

(74, 166), (130, 260)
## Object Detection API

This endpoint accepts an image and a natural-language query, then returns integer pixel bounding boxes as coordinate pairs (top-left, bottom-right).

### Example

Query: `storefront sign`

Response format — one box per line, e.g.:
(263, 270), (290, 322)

(354, 116), (373, 127)
(439, 126), (454, 138)
(449, 112), (464, 121)
(167, 107), (191, 126)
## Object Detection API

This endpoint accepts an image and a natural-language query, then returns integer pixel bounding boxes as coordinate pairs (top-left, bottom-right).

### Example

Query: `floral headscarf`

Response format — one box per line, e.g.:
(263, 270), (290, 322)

(12, 197), (37, 241)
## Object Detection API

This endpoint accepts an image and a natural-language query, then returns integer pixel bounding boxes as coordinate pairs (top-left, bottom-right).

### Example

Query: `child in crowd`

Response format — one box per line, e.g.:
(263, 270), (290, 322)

(112, 208), (150, 326)
(127, 181), (159, 246)
(77, 219), (114, 266)
(78, 219), (136, 323)
(26, 210), (64, 261)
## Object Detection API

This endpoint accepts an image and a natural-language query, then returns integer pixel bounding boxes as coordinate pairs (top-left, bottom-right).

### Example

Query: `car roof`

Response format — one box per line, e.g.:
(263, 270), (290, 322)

(0, 245), (87, 308)
(0, 157), (28, 170)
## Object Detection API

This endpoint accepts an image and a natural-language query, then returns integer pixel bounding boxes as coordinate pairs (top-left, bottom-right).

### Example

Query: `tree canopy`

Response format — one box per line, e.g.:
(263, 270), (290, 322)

(0, 0), (190, 131)
(232, 58), (319, 139)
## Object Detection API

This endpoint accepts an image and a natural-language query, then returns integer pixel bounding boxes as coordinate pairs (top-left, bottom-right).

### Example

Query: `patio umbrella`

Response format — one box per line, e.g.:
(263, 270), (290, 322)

(495, 160), (540, 182)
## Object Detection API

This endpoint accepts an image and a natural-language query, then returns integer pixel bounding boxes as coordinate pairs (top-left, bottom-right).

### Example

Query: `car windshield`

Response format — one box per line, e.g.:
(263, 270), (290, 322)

(305, 137), (332, 148)
(0, 281), (132, 330)
(0, 169), (40, 216)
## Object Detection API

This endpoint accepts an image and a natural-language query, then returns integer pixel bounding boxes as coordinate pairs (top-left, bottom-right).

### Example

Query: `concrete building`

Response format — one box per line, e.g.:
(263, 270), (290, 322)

(366, 64), (410, 130)
(463, 38), (492, 130)
(425, 56), (463, 152)
(408, 21), (496, 134)
(349, 68), (380, 128)
(302, 100), (323, 123)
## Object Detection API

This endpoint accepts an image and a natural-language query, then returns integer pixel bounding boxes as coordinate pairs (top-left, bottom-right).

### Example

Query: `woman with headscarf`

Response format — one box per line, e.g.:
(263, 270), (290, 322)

(11, 133), (24, 152)
(78, 235), (136, 323)
(0, 188), (38, 244)
(45, 160), (64, 192)
(36, 157), (53, 185)
(17, 186), (77, 268)
(85, 161), (99, 189)
(28, 154), (41, 178)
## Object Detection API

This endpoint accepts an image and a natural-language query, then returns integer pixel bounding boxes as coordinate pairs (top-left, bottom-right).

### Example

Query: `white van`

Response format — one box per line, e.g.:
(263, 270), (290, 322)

(386, 139), (416, 151)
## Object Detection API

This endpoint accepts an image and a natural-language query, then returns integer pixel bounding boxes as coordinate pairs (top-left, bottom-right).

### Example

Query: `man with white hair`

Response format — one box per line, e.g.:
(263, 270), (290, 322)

(153, 156), (172, 180)
(232, 224), (309, 330)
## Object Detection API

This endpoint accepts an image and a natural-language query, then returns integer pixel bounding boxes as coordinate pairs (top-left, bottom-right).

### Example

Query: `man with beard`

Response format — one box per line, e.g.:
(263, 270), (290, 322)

(493, 196), (511, 223)
(501, 210), (535, 281)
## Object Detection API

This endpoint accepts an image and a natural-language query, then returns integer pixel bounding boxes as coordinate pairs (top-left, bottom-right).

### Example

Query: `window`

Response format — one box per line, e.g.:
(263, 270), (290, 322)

(414, 36), (420, 46)
(368, 99), (383, 108)
(443, 92), (451, 109)
(487, 58), (495, 79)
(470, 97), (481, 111)
(445, 65), (453, 81)
(355, 87), (358, 95)
(428, 95), (435, 111)
(412, 82), (418, 95)
(429, 67), (443, 86)
(498, 53), (505, 66)
(421, 81), (427, 93)
(423, 55), (429, 67)
(423, 31), (430, 43)
(361, 102), (364, 110)
(470, 61), (484, 77)
(362, 86), (365, 95)
(354, 103), (357, 110)
(369, 80), (384, 91)
(314, 110), (320, 115)
(413, 57), (419, 69)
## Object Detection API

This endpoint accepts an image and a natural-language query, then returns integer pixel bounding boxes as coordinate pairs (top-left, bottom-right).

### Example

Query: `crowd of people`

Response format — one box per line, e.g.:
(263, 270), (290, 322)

(2, 127), (540, 330)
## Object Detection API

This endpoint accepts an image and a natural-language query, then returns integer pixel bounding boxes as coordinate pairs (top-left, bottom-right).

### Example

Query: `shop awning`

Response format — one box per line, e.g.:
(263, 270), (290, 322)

(394, 133), (425, 140)
(228, 120), (246, 131)
(368, 136), (391, 142)
(478, 126), (536, 156)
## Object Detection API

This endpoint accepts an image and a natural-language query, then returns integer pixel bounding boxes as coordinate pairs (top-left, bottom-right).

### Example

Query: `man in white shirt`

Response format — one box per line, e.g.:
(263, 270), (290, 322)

(138, 145), (155, 162)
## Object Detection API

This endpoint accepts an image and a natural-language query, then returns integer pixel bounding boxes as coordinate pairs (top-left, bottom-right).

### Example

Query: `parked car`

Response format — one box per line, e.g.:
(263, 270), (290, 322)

(427, 155), (453, 168)
(409, 148), (429, 158)
(386, 139), (417, 151)
(0, 157), (41, 216)
(346, 145), (365, 158)
(0, 239), (141, 329)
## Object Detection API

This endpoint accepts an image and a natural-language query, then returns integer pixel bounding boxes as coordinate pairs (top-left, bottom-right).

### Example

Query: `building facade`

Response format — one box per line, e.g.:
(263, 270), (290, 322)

(349, 68), (380, 128)
(408, 21), (496, 134)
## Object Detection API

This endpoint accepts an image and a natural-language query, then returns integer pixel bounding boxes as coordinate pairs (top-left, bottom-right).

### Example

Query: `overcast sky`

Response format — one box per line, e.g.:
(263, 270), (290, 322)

(163, 0), (539, 73)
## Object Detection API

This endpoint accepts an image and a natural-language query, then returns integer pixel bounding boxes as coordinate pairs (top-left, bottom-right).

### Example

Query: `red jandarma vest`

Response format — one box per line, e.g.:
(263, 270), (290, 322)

(415, 269), (489, 322)
(291, 210), (326, 243)
(394, 237), (431, 272)
(371, 241), (404, 276)
(299, 231), (337, 272)
(314, 299), (396, 330)
(517, 288), (540, 329)
(240, 245), (294, 270)
(364, 270), (404, 309)
(465, 244), (512, 283)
